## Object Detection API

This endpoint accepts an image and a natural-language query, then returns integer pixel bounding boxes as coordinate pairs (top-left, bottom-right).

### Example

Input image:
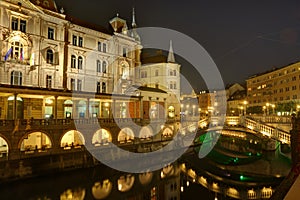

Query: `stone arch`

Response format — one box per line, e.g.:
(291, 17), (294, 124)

(92, 129), (112, 146)
(118, 127), (134, 144)
(139, 126), (153, 140)
(61, 130), (85, 149)
(0, 134), (9, 157)
(19, 131), (52, 152)
(92, 179), (112, 199)
(162, 127), (173, 138)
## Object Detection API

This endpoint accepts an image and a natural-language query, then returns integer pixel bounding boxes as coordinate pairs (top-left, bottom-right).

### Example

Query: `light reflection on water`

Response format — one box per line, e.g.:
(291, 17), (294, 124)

(0, 129), (292, 200)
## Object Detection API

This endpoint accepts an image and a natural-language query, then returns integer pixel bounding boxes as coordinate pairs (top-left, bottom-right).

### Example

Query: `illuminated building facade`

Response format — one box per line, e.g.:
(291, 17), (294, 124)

(0, 0), (147, 120)
(246, 62), (300, 110)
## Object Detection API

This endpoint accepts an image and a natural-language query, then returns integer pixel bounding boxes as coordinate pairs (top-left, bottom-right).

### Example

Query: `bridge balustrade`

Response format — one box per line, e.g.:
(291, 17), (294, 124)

(244, 118), (290, 144)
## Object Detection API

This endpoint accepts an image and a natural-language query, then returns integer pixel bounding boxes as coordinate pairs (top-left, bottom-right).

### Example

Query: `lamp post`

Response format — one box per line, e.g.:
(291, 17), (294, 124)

(243, 100), (248, 116)
(192, 105), (196, 116)
(266, 103), (270, 116)
(271, 104), (275, 115)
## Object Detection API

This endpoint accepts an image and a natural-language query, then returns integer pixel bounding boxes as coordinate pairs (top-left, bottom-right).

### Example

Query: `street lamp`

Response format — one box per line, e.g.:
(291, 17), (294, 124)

(263, 106), (266, 116)
(192, 105), (196, 116)
(271, 104), (275, 115)
(243, 100), (248, 116)
(266, 103), (270, 115)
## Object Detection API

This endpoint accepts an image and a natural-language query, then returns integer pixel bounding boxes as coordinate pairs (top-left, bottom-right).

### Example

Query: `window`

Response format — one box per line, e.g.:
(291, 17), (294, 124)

(102, 82), (106, 93)
(48, 27), (54, 40)
(20, 20), (26, 32)
(141, 71), (147, 78)
(97, 60), (101, 72)
(96, 82), (101, 93)
(286, 87), (289, 92)
(12, 17), (18, 30)
(103, 43), (107, 53)
(11, 71), (22, 85)
(11, 41), (23, 60)
(292, 85), (297, 90)
(123, 47), (127, 57)
(46, 49), (54, 64)
(155, 69), (159, 76)
(43, 0), (49, 7)
(78, 36), (83, 47)
(98, 42), (101, 51)
(72, 35), (77, 46)
(102, 61), (107, 73)
(46, 75), (52, 89)
(71, 78), (75, 90)
(71, 55), (76, 68)
(77, 79), (82, 91)
(78, 56), (83, 69)
(293, 95), (297, 99)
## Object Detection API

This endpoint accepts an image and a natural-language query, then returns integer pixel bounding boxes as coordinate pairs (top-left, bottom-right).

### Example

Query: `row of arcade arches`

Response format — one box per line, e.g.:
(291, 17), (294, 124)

(0, 126), (174, 157)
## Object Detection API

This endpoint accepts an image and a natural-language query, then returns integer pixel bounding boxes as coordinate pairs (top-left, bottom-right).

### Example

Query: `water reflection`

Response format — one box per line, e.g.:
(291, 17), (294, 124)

(0, 129), (292, 199)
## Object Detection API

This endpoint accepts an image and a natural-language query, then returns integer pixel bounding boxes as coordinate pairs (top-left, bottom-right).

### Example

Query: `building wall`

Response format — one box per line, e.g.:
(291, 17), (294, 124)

(247, 62), (300, 107)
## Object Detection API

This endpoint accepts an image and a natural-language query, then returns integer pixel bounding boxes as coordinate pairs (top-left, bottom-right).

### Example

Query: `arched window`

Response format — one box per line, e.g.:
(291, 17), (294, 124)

(71, 55), (76, 68)
(11, 71), (22, 85)
(11, 41), (23, 60)
(78, 56), (83, 69)
(46, 49), (53, 64)
(97, 60), (101, 72)
(102, 61), (107, 73)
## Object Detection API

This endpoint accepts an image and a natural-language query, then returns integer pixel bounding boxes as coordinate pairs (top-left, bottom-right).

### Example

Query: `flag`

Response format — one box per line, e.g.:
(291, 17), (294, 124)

(30, 53), (35, 66)
(20, 48), (24, 61)
(4, 47), (12, 61)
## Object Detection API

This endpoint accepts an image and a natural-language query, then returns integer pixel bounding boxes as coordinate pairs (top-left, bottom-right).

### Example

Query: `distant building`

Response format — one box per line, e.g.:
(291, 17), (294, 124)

(137, 41), (181, 119)
(246, 62), (300, 114)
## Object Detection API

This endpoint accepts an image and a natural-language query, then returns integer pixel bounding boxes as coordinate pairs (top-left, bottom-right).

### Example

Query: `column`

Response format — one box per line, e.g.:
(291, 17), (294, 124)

(112, 99), (116, 119)
(13, 93), (18, 120)
(54, 96), (58, 119)
(86, 98), (90, 118)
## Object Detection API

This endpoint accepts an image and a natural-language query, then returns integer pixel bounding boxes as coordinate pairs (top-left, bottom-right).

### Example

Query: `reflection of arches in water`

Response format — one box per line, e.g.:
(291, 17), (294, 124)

(20, 132), (52, 151)
(162, 127), (173, 137)
(92, 129), (112, 146)
(60, 188), (86, 200)
(139, 172), (153, 185)
(61, 130), (85, 148)
(139, 126), (153, 139)
(117, 174), (135, 192)
(118, 127), (134, 143)
(92, 179), (112, 199)
(0, 136), (9, 157)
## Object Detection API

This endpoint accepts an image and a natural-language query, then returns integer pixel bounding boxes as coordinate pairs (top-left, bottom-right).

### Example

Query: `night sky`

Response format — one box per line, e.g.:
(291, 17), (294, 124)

(55, 0), (300, 93)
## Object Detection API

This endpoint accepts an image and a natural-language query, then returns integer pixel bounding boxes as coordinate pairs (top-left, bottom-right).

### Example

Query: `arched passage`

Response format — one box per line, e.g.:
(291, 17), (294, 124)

(92, 129), (112, 146)
(61, 130), (85, 149)
(118, 127), (134, 144)
(20, 131), (52, 152)
(162, 127), (173, 138)
(0, 136), (9, 157)
(139, 126), (153, 140)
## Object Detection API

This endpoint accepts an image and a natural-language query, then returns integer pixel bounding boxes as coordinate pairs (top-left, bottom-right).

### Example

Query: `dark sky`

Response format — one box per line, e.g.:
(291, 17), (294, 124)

(55, 0), (300, 93)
